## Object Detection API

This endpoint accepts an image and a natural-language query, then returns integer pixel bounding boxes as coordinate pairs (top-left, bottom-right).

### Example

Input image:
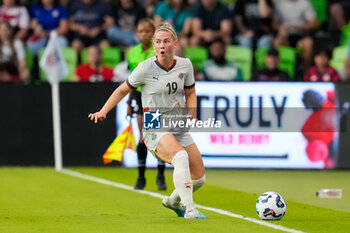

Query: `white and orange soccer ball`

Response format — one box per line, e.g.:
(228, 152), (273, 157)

(256, 191), (287, 220)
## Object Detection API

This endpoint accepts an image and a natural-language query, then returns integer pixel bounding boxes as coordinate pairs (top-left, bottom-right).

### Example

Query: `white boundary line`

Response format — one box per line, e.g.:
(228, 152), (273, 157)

(61, 169), (306, 233)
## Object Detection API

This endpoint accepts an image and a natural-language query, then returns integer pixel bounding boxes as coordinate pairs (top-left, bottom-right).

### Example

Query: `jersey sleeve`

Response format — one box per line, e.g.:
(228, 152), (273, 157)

(303, 0), (316, 21)
(127, 62), (145, 89)
(19, 7), (30, 28)
(184, 59), (195, 88)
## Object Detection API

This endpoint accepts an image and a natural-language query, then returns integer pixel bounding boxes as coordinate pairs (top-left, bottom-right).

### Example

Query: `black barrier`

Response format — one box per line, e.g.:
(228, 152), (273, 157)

(0, 83), (54, 165)
(0, 82), (118, 166)
(60, 82), (118, 166)
(1, 82), (350, 168)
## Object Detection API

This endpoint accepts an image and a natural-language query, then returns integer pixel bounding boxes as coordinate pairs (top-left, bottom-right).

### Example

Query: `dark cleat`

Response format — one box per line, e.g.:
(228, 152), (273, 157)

(134, 177), (146, 190)
(157, 175), (167, 190)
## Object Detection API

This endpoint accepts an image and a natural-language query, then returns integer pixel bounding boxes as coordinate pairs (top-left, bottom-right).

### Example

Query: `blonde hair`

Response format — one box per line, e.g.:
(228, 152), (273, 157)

(154, 22), (178, 41)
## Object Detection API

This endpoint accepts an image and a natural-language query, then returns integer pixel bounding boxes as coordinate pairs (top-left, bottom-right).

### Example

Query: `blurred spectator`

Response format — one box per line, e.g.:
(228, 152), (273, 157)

(107, 0), (146, 47)
(201, 39), (242, 81)
(0, 0), (30, 40)
(27, 0), (69, 55)
(190, 0), (232, 46)
(274, 0), (319, 67)
(59, 0), (69, 8)
(154, 0), (193, 48)
(74, 46), (114, 82)
(69, 0), (114, 53)
(330, 1), (350, 31)
(304, 47), (340, 82)
(0, 21), (29, 82)
(254, 47), (290, 81)
(140, 0), (161, 18)
(233, 0), (274, 50)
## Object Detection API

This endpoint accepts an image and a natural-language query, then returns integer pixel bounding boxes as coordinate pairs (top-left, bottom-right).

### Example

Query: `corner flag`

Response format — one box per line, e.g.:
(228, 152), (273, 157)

(103, 122), (137, 164)
(39, 31), (68, 171)
(39, 31), (68, 84)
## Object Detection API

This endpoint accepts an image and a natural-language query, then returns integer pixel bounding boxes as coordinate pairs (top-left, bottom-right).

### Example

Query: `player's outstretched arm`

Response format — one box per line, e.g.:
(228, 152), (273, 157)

(89, 81), (133, 123)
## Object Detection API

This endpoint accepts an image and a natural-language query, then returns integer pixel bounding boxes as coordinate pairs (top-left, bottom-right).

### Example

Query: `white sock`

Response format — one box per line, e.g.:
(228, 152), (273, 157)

(168, 175), (206, 206)
(171, 150), (195, 210)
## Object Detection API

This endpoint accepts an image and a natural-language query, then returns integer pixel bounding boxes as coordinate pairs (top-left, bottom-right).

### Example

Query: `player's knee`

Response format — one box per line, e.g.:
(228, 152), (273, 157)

(171, 150), (189, 165)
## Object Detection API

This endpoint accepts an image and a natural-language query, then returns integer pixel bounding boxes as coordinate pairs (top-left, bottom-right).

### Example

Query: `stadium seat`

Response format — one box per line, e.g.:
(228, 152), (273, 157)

(184, 46), (208, 70)
(278, 46), (296, 79)
(330, 45), (348, 70)
(341, 24), (350, 46)
(38, 47), (78, 82)
(255, 46), (296, 79)
(102, 47), (122, 68)
(25, 48), (34, 70)
(225, 45), (252, 81)
(255, 48), (269, 70)
(81, 47), (122, 68)
(309, 0), (327, 24)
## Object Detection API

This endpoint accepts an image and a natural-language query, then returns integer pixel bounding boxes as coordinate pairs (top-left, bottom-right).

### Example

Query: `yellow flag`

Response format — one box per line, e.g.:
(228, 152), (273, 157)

(125, 122), (137, 151)
(103, 122), (137, 164)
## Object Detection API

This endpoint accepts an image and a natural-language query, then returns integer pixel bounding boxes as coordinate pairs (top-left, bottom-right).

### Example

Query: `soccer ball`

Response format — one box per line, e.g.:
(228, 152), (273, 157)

(256, 191), (287, 220)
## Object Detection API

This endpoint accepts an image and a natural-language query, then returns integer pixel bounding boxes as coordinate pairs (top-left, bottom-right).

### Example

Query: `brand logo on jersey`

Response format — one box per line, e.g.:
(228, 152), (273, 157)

(143, 110), (161, 129)
(178, 73), (185, 80)
(152, 76), (159, 81)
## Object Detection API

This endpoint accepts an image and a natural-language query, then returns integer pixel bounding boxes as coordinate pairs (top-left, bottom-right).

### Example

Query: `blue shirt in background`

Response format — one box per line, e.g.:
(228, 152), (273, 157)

(30, 5), (69, 31)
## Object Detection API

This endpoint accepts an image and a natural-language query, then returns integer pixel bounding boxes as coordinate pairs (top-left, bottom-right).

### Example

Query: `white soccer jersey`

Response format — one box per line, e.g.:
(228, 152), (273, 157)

(0, 6), (30, 29)
(127, 56), (195, 111)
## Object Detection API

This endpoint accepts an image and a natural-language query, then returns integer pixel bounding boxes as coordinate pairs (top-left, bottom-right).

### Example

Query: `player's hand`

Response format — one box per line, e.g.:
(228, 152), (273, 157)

(88, 112), (106, 124)
(127, 105), (133, 116)
(187, 111), (198, 122)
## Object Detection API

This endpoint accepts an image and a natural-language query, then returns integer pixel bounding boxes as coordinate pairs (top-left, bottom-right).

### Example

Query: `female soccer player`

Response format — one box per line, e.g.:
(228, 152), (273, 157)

(89, 23), (207, 219)
(127, 18), (167, 191)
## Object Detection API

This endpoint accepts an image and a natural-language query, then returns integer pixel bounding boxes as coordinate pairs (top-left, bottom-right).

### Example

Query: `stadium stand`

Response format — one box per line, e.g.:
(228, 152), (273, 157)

(81, 47), (122, 68)
(255, 46), (297, 79)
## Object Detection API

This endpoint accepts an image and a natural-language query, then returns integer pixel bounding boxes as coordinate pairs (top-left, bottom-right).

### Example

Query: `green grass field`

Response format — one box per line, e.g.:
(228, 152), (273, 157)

(1, 167), (350, 233)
